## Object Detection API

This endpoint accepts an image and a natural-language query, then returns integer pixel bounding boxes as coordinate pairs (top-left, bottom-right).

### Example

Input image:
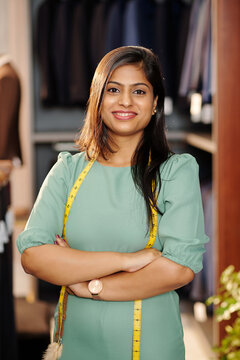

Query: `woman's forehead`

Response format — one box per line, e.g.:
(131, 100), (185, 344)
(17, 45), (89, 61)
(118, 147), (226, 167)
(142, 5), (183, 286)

(107, 64), (150, 85)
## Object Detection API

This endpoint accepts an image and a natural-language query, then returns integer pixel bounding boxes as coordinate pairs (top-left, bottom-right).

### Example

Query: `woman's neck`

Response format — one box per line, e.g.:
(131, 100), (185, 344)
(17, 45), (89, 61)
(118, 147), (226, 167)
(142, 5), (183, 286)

(97, 133), (142, 167)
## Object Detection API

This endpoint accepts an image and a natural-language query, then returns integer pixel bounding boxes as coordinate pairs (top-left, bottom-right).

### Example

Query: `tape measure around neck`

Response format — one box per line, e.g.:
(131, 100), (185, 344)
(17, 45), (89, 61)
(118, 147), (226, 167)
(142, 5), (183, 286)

(56, 156), (158, 360)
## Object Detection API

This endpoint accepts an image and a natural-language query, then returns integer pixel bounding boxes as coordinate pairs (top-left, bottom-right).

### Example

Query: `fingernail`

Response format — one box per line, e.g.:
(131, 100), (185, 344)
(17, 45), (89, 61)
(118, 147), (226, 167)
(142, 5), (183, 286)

(54, 241), (58, 245)
(56, 235), (61, 239)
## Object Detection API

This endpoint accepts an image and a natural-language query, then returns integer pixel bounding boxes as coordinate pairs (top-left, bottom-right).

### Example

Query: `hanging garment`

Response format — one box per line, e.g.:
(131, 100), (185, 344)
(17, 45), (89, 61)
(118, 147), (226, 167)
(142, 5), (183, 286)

(201, 0), (212, 103)
(179, 0), (212, 99)
(0, 55), (22, 161)
(105, 0), (124, 53)
(36, 0), (56, 105)
(36, 0), (92, 106)
(189, 0), (211, 92)
(68, 0), (92, 105)
(153, 0), (192, 100)
(137, 0), (155, 51)
(89, 0), (111, 74)
(122, 0), (140, 46)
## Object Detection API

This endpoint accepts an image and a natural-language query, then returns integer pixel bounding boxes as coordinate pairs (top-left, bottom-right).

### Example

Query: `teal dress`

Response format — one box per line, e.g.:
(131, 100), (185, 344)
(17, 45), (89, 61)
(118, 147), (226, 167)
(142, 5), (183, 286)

(17, 152), (209, 360)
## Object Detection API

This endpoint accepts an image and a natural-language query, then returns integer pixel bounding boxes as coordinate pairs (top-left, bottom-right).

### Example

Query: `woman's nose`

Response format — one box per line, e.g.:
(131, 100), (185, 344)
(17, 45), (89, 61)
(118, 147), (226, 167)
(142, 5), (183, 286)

(118, 90), (132, 107)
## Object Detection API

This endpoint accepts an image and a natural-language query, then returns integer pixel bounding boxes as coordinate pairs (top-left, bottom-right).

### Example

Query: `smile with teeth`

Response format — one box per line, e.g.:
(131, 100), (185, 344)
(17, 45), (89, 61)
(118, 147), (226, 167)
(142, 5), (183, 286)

(112, 111), (137, 120)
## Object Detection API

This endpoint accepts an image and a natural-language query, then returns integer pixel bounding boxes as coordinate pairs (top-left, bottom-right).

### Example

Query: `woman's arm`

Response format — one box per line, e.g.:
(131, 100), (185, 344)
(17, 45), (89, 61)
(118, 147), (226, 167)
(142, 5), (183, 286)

(99, 256), (194, 301)
(68, 256), (194, 301)
(21, 242), (161, 286)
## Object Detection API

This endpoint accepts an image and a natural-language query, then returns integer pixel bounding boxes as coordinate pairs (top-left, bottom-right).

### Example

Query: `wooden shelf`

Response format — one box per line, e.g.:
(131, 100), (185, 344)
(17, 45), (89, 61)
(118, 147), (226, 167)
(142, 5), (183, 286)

(32, 131), (216, 154)
(166, 131), (216, 154)
(185, 132), (216, 154)
(166, 130), (187, 141)
(32, 132), (76, 143)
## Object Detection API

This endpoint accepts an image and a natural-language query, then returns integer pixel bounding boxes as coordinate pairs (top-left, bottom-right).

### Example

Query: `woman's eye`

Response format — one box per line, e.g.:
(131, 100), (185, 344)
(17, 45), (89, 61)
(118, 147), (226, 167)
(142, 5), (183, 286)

(134, 89), (146, 95)
(107, 87), (119, 93)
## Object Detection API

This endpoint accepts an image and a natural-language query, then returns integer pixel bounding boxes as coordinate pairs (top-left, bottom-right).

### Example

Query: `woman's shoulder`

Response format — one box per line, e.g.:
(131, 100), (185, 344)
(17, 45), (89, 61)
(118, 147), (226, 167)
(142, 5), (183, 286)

(49, 151), (88, 183)
(57, 151), (87, 169)
(160, 153), (198, 181)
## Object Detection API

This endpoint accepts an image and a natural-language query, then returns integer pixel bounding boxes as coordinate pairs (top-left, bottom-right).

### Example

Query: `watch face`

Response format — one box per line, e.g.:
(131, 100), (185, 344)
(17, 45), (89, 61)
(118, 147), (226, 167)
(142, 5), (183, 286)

(88, 279), (103, 295)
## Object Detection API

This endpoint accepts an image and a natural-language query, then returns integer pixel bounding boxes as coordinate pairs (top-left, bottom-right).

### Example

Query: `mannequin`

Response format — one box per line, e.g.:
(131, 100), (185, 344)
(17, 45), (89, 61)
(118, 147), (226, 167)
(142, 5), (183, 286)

(0, 53), (22, 163)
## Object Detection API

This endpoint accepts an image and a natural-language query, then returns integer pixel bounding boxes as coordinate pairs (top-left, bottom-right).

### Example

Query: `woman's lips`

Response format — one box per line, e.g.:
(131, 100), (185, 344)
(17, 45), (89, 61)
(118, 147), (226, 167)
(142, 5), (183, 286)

(112, 111), (137, 120)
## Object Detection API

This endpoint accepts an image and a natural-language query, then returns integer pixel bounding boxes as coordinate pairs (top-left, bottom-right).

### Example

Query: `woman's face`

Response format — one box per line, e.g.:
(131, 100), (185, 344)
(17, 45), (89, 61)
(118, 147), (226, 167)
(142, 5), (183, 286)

(101, 64), (158, 141)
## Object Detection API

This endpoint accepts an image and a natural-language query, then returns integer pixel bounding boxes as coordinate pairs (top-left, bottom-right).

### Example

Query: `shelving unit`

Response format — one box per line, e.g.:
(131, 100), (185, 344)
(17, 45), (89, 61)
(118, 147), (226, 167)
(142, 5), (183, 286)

(32, 132), (76, 143)
(185, 132), (216, 154)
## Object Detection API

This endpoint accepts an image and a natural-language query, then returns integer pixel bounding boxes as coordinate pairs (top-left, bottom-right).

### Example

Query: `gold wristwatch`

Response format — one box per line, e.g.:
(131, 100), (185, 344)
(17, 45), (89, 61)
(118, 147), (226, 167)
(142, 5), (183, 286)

(88, 279), (103, 298)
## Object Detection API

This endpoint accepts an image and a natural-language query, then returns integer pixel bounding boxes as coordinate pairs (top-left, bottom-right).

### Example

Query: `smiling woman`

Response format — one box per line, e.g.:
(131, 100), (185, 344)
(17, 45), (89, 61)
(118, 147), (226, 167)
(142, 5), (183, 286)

(100, 64), (158, 145)
(17, 46), (209, 360)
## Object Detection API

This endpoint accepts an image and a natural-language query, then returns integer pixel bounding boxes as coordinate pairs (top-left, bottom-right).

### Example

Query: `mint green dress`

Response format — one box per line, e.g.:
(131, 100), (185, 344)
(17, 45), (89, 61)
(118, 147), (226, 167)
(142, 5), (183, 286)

(17, 152), (209, 360)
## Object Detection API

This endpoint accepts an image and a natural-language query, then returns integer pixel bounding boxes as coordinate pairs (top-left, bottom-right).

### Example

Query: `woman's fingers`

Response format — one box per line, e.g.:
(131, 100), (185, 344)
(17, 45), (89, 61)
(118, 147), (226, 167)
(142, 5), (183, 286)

(54, 235), (69, 247)
(68, 283), (81, 296)
(123, 248), (162, 273)
(149, 248), (162, 259)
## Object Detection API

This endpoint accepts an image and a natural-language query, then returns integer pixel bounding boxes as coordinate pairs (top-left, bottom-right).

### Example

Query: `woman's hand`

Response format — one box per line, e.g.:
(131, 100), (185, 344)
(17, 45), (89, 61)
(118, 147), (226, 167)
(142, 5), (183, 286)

(122, 248), (162, 272)
(55, 235), (69, 247)
(67, 282), (89, 298)
(55, 236), (89, 297)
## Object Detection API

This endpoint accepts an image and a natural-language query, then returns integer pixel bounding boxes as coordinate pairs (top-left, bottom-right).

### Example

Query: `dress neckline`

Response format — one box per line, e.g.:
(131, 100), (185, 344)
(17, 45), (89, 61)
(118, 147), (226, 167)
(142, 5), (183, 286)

(95, 159), (132, 169)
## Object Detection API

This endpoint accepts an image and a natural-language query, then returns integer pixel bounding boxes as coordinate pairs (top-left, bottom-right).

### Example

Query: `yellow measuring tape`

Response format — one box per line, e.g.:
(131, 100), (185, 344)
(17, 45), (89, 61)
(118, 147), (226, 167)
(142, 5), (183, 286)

(57, 157), (95, 341)
(57, 156), (158, 360)
(132, 184), (157, 359)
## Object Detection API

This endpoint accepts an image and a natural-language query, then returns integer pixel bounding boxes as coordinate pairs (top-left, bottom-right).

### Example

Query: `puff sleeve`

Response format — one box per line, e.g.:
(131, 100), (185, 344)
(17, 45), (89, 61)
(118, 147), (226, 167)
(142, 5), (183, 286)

(159, 154), (209, 274)
(17, 152), (73, 254)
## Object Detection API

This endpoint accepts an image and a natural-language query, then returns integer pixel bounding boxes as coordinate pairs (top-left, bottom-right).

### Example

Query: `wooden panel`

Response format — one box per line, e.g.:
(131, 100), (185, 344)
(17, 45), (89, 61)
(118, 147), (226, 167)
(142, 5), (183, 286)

(214, 0), (240, 340)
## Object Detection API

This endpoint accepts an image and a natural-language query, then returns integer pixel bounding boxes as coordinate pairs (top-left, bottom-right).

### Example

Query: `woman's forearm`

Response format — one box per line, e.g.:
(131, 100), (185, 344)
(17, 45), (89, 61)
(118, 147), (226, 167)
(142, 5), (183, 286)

(21, 245), (125, 285)
(21, 244), (160, 286)
(72, 257), (194, 301)
(99, 257), (194, 301)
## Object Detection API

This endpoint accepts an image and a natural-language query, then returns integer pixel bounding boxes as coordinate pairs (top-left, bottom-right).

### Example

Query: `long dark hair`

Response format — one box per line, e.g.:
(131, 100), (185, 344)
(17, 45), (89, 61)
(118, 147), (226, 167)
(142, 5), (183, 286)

(76, 46), (174, 227)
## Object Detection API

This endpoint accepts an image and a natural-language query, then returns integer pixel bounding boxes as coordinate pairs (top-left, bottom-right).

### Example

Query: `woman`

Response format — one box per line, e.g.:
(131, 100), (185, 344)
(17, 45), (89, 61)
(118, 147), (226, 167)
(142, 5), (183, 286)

(17, 46), (209, 360)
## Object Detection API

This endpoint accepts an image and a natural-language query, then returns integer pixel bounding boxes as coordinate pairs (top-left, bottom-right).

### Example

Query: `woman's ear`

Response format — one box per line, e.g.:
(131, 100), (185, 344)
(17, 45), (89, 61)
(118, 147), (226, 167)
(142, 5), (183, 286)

(152, 96), (158, 114)
(153, 96), (158, 109)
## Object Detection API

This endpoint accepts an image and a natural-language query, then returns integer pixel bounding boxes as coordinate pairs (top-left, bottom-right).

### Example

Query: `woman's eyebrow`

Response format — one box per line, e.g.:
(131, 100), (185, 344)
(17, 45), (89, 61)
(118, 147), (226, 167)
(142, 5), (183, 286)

(107, 81), (150, 89)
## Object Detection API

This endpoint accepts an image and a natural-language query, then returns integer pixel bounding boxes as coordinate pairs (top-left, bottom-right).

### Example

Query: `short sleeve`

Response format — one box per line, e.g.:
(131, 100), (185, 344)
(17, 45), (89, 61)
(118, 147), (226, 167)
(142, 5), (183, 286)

(17, 152), (73, 254)
(159, 154), (209, 274)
